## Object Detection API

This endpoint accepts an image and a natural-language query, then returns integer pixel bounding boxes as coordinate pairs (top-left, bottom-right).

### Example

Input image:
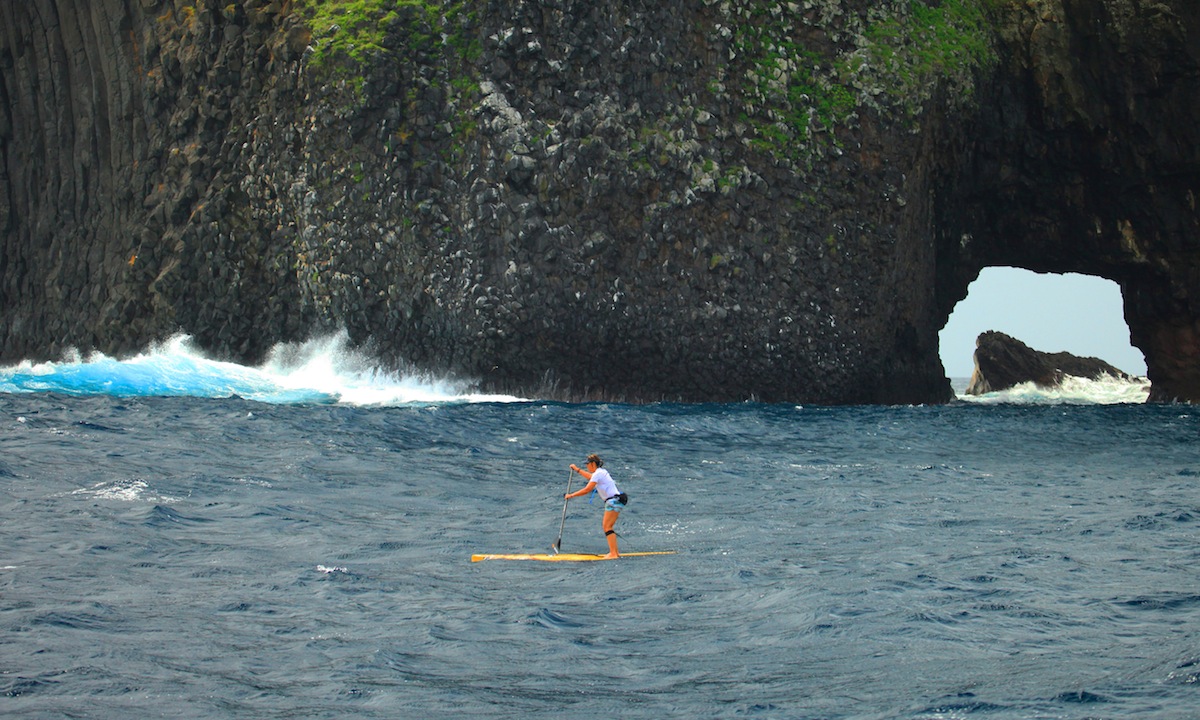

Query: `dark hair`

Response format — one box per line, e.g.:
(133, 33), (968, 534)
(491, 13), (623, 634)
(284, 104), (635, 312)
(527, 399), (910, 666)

(587, 454), (603, 468)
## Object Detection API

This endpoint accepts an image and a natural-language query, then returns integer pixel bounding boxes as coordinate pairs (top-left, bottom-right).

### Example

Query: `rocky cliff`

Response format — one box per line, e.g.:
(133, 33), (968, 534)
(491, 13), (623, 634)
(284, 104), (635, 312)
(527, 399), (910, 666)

(1, 0), (1197, 404)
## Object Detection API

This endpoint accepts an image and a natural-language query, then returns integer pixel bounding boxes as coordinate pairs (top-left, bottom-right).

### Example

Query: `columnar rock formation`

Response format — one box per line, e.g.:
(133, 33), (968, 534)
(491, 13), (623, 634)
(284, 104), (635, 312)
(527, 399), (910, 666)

(1, 0), (1197, 403)
(934, 0), (1200, 403)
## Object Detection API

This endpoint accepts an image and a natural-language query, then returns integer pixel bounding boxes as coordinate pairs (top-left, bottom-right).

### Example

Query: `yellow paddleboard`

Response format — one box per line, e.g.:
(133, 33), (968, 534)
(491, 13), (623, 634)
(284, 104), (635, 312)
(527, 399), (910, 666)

(471, 551), (675, 562)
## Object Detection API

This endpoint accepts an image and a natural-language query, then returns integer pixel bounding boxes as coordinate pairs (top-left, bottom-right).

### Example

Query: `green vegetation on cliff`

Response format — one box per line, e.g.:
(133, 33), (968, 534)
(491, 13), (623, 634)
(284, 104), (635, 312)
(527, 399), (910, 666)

(860, 0), (996, 113)
(719, 0), (998, 165)
(292, 0), (480, 95)
(291, 1), (995, 164)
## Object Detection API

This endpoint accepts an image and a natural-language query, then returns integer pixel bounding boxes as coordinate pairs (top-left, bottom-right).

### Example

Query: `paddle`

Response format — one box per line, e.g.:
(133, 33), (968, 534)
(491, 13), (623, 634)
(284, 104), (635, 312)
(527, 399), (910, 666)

(552, 469), (572, 554)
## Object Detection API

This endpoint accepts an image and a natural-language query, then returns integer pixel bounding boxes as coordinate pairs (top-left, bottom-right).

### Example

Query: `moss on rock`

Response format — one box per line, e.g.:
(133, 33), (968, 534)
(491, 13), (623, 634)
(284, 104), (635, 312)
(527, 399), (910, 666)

(713, 0), (998, 165)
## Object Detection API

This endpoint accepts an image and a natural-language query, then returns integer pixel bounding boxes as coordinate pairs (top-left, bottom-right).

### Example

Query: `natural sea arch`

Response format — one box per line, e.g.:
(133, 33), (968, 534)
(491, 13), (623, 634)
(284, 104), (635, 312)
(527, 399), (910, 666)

(939, 267), (1147, 380)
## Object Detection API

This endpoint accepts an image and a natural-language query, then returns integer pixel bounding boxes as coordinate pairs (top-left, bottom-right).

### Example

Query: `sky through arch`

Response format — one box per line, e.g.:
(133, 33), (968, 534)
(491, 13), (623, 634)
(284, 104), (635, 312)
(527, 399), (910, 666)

(938, 267), (1147, 379)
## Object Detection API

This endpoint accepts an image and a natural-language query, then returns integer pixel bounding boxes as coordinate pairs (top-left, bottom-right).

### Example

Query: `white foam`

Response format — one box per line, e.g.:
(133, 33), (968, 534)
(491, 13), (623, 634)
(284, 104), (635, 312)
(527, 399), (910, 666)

(73, 479), (149, 501)
(261, 332), (527, 405)
(958, 374), (1150, 405)
(0, 331), (527, 406)
(68, 479), (181, 503)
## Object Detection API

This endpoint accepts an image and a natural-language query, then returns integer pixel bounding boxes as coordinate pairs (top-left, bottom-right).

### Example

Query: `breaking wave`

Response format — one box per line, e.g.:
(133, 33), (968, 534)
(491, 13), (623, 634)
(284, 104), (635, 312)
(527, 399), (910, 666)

(0, 333), (525, 406)
(0, 334), (1151, 406)
(955, 373), (1151, 405)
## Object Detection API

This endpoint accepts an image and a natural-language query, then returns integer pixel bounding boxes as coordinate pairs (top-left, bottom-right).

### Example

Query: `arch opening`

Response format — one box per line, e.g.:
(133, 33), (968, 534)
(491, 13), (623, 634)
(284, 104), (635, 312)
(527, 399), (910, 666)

(939, 267), (1147, 380)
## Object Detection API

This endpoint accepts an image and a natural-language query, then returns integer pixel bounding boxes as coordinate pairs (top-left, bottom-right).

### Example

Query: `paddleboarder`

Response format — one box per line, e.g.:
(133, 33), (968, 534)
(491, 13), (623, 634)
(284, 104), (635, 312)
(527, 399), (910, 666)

(565, 454), (627, 558)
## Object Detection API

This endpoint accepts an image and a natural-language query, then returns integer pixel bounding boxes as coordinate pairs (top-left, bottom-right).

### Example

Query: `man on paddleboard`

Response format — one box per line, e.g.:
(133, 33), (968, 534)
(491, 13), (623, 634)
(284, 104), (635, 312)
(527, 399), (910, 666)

(565, 454), (627, 558)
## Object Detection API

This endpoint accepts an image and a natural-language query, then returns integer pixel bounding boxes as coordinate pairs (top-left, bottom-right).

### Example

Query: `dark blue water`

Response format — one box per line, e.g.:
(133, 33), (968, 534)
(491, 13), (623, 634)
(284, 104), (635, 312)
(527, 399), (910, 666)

(0, 341), (1195, 718)
(3, 386), (1198, 719)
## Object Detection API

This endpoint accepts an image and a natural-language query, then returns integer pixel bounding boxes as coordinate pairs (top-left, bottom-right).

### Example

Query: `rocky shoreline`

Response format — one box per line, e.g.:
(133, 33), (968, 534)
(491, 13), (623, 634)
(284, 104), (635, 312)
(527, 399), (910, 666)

(2, 1), (1197, 404)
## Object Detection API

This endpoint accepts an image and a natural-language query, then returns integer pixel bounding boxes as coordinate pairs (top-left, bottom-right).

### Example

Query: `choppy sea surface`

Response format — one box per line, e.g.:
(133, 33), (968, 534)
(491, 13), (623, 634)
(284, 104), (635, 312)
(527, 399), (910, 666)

(2, 336), (1196, 719)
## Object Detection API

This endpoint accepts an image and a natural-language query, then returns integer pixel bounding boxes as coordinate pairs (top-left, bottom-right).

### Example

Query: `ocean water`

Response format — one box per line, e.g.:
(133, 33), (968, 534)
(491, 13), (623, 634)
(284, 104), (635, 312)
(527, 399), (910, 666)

(2, 336), (1197, 719)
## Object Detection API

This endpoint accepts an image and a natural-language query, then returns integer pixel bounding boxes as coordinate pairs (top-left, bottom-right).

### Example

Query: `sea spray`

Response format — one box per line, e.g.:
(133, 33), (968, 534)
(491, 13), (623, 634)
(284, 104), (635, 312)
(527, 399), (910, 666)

(1, 333), (1145, 406)
(957, 373), (1150, 405)
(0, 332), (524, 406)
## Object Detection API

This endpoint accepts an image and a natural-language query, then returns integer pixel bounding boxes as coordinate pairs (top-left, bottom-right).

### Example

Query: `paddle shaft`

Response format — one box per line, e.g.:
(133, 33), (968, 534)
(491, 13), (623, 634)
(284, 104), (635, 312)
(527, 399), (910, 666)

(553, 469), (572, 552)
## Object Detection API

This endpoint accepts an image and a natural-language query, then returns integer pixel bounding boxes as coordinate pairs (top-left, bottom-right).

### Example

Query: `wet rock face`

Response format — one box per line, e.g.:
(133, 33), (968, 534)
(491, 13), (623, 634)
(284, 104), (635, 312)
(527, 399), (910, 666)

(935, 0), (1200, 403)
(0, 0), (315, 363)
(0, 1), (1197, 404)
(966, 331), (1134, 395)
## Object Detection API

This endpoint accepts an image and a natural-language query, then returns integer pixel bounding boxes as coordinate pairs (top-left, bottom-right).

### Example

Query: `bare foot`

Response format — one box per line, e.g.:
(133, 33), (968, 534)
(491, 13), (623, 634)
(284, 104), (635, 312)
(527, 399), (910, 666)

(604, 553), (619, 559)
